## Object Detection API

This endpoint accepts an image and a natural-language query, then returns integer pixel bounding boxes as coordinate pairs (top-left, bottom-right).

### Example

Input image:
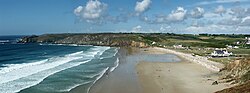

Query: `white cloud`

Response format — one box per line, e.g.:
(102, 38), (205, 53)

(166, 7), (187, 22)
(240, 16), (250, 26)
(74, 6), (83, 16)
(160, 25), (171, 31)
(82, 0), (107, 19)
(214, 5), (226, 16)
(191, 20), (205, 27)
(139, 7), (189, 24)
(204, 12), (221, 18)
(190, 7), (205, 19)
(135, 0), (152, 15)
(185, 24), (225, 34)
(185, 24), (250, 34)
(195, 0), (249, 6)
(132, 25), (142, 32)
(229, 7), (250, 18)
(215, 7), (250, 26)
(242, 16), (250, 22)
(185, 26), (205, 33)
(218, 17), (242, 25)
(74, 0), (108, 24)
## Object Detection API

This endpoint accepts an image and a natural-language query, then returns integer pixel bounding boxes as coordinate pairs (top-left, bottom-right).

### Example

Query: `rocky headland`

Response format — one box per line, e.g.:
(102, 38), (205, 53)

(19, 33), (149, 47)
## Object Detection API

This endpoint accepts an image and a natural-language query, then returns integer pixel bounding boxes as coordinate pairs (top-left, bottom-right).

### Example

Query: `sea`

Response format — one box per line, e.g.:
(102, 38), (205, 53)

(0, 36), (119, 93)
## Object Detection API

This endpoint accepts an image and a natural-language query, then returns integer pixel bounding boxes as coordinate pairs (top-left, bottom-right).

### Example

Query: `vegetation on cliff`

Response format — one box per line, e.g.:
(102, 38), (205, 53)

(219, 57), (250, 83)
(20, 33), (250, 48)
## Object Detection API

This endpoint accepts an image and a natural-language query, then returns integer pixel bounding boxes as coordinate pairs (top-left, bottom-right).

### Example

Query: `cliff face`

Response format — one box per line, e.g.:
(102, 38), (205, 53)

(219, 57), (250, 84)
(19, 33), (148, 48)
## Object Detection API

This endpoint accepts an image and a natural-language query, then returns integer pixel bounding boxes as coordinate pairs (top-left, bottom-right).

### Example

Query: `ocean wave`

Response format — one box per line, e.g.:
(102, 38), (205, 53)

(39, 43), (93, 47)
(0, 46), (110, 93)
(0, 56), (81, 84)
(87, 67), (109, 93)
(0, 40), (10, 43)
(100, 48), (119, 59)
(67, 51), (84, 56)
(0, 59), (92, 93)
(109, 58), (119, 72)
(0, 59), (48, 74)
(56, 67), (110, 93)
(58, 81), (93, 92)
(84, 72), (104, 79)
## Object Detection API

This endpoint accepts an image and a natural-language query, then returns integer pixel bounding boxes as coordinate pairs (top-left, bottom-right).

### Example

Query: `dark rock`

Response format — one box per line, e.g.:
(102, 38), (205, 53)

(212, 81), (218, 85)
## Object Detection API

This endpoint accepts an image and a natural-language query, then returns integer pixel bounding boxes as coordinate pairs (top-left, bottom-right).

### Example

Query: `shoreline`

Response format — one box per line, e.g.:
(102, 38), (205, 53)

(137, 47), (231, 93)
(88, 47), (142, 93)
(152, 47), (224, 72)
(71, 47), (230, 93)
(70, 47), (142, 93)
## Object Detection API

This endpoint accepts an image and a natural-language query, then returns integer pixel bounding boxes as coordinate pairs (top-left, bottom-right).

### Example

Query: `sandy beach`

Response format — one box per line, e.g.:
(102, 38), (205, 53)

(72, 47), (230, 93)
(137, 47), (231, 93)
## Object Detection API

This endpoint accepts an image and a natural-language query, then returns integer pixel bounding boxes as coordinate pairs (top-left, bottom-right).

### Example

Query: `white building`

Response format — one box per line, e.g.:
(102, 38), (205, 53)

(152, 42), (156, 45)
(246, 37), (250, 45)
(173, 44), (183, 49)
(226, 45), (239, 49)
(211, 49), (232, 57)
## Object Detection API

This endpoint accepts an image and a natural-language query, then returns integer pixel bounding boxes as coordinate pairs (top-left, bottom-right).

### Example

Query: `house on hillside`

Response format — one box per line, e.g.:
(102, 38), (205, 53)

(226, 45), (239, 49)
(211, 49), (233, 57)
(246, 37), (250, 45)
(173, 44), (184, 49)
(152, 42), (156, 45)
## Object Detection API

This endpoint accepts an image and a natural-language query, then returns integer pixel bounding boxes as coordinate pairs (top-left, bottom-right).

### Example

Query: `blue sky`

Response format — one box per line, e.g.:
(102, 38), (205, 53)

(0, 0), (250, 35)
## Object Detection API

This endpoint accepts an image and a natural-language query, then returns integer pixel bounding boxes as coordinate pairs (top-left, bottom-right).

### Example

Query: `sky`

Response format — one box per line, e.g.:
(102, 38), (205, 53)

(0, 0), (250, 35)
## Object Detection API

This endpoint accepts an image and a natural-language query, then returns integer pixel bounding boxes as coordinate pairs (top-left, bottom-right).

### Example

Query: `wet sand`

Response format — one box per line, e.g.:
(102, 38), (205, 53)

(73, 47), (230, 93)
(88, 48), (142, 93)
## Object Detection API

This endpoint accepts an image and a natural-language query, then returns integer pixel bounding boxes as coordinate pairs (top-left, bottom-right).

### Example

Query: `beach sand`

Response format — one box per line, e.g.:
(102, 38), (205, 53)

(88, 48), (142, 93)
(71, 48), (142, 93)
(137, 47), (231, 93)
(73, 47), (230, 93)
(137, 62), (228, 93)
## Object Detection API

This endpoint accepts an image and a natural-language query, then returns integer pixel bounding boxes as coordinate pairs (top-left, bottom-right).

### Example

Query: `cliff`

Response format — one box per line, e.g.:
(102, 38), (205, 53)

(19, 33), (250, 48)
(219, 57), (250, 84)
(19, 33), (149, 48)
(216, 57), (250, 93)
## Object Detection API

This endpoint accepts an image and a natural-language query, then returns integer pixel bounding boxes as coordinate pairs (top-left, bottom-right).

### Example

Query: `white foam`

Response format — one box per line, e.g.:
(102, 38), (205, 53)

(0, 59), (48, 74)
(100, 48), (119, 59)
(0, 40), (10, 43)
(113, 48), (119, 56)
(109, 58), (119, 72)
(87, 67), (109, 93)
(0, 46), (110, 93)
(0, 56), (80, 84)
(67, 51), (84, 56)
(39, 43), (93, 47)
(59, 81), (93, 92)
(84, 72), (103, 79)
(0, 59), (92, 93)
